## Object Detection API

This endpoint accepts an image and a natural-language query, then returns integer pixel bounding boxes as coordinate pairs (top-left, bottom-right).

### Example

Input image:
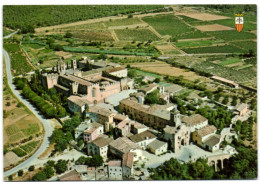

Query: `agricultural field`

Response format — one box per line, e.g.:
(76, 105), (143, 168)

(142, 14), (192, 36)
(207, 30), (256, 41)
(114, 28), (160, 41)
(230, 41), (257, 53)
(129, 61), (206, 81)
(103, 17), (143, 27)
(182, 44), (245, 54)
(175, 39), (224, 48)
(176, 30), (211, 40)
(3, 43), (34, 75)
(72, 30), (114, 41)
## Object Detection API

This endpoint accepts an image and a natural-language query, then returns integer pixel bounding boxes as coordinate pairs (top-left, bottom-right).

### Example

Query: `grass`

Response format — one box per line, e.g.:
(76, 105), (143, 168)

(23, 43), (45, 49)
(8, 132), (25, 143)
(219, 57), (241, 66)
(135, 69), (161, 78)
(104, 18), (142, 27)
(22, 124), (40, 137)
(175, 39), (224, 48)
(115, 28), (160, 41)
(27, 140), (40, 148)
(207, 30), (256, 41)
(3, 43), (34, 75)
(12, 147), (27, 157)
(182, 44), (245, 54)
(5, 125), (20, 136)
(20, 140), (40, 153)
(142, 14), (192, 36)
(3, 27), (15, 37)
(234, 64), (252, 70)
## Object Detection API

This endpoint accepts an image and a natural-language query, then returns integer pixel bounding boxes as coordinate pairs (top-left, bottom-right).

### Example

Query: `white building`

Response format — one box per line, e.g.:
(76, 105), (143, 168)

(147, 139), (168, 155)
(182, 114), (208, 133)
(105, 67), (128, 78)
(129, 130), (156, 150)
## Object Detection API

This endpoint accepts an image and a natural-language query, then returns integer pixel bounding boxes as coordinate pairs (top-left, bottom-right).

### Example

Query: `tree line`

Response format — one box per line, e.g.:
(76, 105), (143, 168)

(3, 5), (165, 33)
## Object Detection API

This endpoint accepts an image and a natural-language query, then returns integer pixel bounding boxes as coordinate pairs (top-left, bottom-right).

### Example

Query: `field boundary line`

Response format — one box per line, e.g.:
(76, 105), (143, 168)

(110, 30), (119, 41)
(20, 45), (37, 70)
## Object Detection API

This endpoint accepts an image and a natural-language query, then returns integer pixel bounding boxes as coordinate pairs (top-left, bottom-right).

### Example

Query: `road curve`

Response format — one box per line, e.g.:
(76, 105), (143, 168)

(3, 40), (54, 177)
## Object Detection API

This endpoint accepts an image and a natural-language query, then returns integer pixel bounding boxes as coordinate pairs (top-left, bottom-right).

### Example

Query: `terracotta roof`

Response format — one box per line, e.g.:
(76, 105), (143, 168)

(108, 160), (122, 167)
(182, 114), (207, 126)
(117, 120), (131, 130)
(68, 95), (90, 107)
(105, 67), (126, 73)
(120, 98), (150, 113)
(138, 83), (158, 93)
(109, 137), (139, 154)
(163, 126), (178, 134)
(84, 127), (97, 134)
(122, 152), (134, 168)
(235, 103), (247, 112)
(114, 113), (128, 121)
(197, 125), (217, 137)
(148, 139), (167, 150)
(89, 106), (116, 117)
(59, 170), (82, 181)
(60, 74), (92, 86)
(91, 136), (113, 148)
(131, 121), (147, 130)
(204, 135), (221, 147)
(129, 130), (156, 143)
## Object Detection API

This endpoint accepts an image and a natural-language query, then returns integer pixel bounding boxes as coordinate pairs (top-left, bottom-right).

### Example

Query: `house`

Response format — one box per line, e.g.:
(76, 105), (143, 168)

(182, 114), (208, 132)
(203, 134), (221, 152)
(234, 103), (248, 116)
(192, 125), (217, 146)
(130, 121), (148, 134)
(147, 139), (168, 155)
(107, 152), (134, 180)
(59, 170), (82, 181)
(68, 95), (91, 114)
(109, 137), (140, 158)
(107, 160), (123, 180)
(83, 122), (104, 142)
(122, 152), (134, 178)
(129, 130), (156, 150)
(138, 83), (158, 95)
(74, 121), (91, 139)
(115, 120), (132, 137)
(87, 135), (113, 160)
(105, 67), (128, 78)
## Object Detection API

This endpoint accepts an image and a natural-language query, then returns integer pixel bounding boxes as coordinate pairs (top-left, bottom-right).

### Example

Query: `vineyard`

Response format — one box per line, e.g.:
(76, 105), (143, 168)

(3, 43), (34, 75)
(175, 39), (224, 48)
(208, 30), (256, 41)
(104, 17), (143, 27)
(72, 31), (114, 41)
(114, 28), (160, 41)
(142, 14), (192, 36)
(182, 44), (245, 54)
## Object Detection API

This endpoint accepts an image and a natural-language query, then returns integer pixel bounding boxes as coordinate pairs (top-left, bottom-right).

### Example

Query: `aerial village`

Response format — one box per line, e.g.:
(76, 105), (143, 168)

(33, 56), (250, 180)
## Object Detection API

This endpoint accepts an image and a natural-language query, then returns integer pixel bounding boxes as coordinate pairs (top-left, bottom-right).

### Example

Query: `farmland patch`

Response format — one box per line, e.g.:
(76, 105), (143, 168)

(72, 31), (114, 41)
(195, 24), (234, 31)
(177, 13), (230, 21)
(114, 28), (160, 41)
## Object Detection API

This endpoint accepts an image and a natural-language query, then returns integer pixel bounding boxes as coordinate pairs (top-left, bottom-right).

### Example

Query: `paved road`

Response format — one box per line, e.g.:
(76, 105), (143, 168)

(3, 36), (54, 177)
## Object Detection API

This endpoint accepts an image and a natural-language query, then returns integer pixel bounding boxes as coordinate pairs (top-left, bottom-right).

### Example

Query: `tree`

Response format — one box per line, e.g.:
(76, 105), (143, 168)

(64, 32), (72, 38)
(127, 69), (137, 78)
(154, 77), (160, 83)
(91, 155), (104, 167)
(18, 169), (24, 176)
(29, 165), (35, 171)
(55, 160), (67, 174)
(144, 89), (160, 105)
(44, 166), (54, 179)
(8, 175), (13, 181)
(32, 171), (47, 181)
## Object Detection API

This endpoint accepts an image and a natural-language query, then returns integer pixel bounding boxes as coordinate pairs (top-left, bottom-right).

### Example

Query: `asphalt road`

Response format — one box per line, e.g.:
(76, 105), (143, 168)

(3, 34), (54, 177)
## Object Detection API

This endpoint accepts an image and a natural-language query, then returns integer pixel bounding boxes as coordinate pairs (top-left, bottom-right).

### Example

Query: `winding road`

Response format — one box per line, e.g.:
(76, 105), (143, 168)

(3, 33), (54, 177)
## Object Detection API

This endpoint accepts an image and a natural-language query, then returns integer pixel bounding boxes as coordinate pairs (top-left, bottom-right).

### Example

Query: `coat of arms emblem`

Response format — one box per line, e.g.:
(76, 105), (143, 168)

(235, 14), (244, 32)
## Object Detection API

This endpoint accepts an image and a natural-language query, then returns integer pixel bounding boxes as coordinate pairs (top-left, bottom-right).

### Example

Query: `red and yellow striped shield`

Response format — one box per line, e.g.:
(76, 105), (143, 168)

(235, 14), (244, 32)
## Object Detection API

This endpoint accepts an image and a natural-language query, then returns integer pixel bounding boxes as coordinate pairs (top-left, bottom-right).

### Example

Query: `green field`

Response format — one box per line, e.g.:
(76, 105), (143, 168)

(182, 44), (245, 54)
(219, 57), (242, 66)
(104, 18), (142, 27)
(5, 124), (20, 136)
(12, 147), (27, 157)
(175, 39), (224, 48)
(142, 14), (192, 36)
(72, 31), (114, 41)
(3, 43), (34, 75)
(230, 41), (256, 53)
(208, 30), (256, 41)
(115, 28), (160, 41)
(8, 132), (24, 143)
(213, 18), (256, 32)
(22, 124), (40, 137)
(176, 30), (210, 39)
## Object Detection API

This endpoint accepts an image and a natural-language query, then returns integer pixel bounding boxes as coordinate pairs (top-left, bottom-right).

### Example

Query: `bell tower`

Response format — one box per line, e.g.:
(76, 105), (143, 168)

(170, 106), (181, 127)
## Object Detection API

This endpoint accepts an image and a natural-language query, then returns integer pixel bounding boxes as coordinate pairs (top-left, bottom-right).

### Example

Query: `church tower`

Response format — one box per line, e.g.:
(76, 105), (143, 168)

(170, 106), (181, 127)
